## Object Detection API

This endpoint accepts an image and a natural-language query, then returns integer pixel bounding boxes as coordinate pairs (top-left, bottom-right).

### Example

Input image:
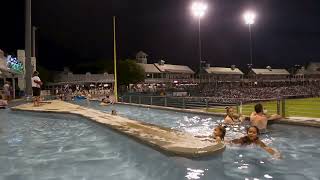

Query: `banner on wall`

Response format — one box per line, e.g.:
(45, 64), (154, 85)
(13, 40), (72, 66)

(6, 55), (24, 74)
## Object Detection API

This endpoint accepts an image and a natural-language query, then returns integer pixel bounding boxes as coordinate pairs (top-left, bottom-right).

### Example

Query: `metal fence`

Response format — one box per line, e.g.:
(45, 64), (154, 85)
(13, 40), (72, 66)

(120, 95), (320, 118)
(120, 95), (281, 116)
(120, 95), (237, 110)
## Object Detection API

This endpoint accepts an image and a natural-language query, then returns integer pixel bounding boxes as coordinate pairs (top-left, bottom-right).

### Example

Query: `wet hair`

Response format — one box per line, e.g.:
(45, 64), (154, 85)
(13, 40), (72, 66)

(254, 103), (263, 113)
(33, 71), (39, 76)
(225, 106), (234, 115)
(225, 106), (230, 112)
(216, 125), (226, 140)
(111, 109), (117, 115)
(246, 126), (260, 135)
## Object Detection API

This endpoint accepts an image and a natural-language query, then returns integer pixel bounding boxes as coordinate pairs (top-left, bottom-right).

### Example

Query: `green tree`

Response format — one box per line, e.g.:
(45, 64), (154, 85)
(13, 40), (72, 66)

(117, 59), (145, 85)
(73, 58), (145, 85)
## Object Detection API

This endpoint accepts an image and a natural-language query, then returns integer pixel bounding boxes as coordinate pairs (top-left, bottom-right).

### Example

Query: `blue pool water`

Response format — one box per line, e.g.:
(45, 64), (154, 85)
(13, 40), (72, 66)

(1, 102), (320, 180)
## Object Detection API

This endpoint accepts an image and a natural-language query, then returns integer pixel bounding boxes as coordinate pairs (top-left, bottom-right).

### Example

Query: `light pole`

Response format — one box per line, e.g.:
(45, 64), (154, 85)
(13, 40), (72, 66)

(25, 0), (32, 96)
(243, 11), (256, 68)
(113, 16), (118, 102)
(191, 1), (207, 73)
(32, 26), (38, 57)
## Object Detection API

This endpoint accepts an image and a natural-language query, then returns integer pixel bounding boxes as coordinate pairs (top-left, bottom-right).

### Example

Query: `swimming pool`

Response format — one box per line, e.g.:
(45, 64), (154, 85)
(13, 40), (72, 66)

(1, 102), (320, 180)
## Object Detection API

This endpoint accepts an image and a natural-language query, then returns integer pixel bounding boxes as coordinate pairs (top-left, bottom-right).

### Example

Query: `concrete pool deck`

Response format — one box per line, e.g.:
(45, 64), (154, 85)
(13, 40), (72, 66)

(11, 100), (225, 158)
(119, 102), (320, 128)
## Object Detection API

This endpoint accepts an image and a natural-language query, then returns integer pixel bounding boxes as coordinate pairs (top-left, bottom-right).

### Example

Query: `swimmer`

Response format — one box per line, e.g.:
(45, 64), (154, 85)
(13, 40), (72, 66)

(195, 125), (226, 144)
(230, 126), (281, 158)
(100, 96), (111, 106)
(213, 125), (226, 143)
(111, 109), (117, 116)
(224, 107), (245, 125)
(250, 103), (282, 131)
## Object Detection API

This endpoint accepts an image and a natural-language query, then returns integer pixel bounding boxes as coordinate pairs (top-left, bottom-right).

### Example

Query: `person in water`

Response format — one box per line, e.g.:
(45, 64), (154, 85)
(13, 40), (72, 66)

(230, 126), (280, 158)
(196, 125), (226, 143)
(213, 125), (226, 143)
(100, 96), (112, 106)
(224, 107), (245, 125)
(111, 109), (117, 116)
(250, 103), (281, 131)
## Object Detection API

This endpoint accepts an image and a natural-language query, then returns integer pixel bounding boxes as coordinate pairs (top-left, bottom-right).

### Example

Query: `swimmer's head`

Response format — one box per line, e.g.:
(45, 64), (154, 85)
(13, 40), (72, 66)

(214, 125), (226, 140)
(33, 71), (39, 76)
(247, 126), (260, 141)
(254, 103), (263, 113)
(111, 109), (117, 115)
(226, 106), (235, 115)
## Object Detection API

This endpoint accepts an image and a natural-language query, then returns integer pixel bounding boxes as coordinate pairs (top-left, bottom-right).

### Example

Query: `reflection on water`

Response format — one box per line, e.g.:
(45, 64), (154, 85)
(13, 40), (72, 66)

(185, 168), (205, 179)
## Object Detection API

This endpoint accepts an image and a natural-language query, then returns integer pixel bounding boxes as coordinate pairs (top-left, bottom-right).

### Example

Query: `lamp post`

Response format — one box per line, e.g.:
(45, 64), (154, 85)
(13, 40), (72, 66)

(243, 11), (256, 68)
(191, 1), (207, 73)
(32, 26), (38, 57)
(113, 16), (118, 102)
(25, 0), (32, 96)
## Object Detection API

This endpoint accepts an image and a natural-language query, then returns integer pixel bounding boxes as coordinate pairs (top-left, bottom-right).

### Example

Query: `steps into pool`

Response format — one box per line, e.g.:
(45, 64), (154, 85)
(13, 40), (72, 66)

(11, 100), (225, 158)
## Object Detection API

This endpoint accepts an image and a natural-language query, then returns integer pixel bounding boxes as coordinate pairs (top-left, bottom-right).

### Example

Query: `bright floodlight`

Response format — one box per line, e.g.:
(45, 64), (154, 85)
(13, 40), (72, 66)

(244, 11), (256, 25)
(191, 1), (208, 18)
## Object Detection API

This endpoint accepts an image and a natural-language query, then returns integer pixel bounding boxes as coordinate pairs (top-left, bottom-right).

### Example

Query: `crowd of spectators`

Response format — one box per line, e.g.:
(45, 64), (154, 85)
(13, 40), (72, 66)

(124, 81), (320, 104)
(54, 84), (113, 101)
(51, 81), (320, 105)
(203, 85), (319, 99)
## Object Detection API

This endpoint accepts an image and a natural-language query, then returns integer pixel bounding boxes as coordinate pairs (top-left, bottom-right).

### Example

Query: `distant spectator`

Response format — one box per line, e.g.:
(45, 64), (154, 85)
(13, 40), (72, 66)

(0, 95), (8, 108)
(3, 81), (11, 101)
(32, 71), (42, 106)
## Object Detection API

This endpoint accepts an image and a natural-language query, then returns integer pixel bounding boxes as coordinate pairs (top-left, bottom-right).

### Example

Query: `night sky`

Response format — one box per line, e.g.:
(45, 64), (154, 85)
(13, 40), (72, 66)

(1, 0), (320, 71)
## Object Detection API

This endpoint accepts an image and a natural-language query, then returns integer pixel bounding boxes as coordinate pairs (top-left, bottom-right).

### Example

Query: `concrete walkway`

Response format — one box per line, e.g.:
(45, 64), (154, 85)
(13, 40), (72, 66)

(279, 117), (320, 128)
(11, 100), (225, 158)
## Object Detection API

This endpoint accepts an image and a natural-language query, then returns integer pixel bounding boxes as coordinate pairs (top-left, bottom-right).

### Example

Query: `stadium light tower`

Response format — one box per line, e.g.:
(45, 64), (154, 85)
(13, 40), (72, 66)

(243, 11), (256, 68)
(25, 0), (32, 96)
(191, 1), (208, 73)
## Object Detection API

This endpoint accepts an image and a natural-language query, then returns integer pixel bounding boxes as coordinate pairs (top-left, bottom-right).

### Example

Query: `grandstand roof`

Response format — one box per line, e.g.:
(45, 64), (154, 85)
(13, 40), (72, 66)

(295, 68), (306, 75)
(136, 51), (148, 57)
(306, 62), (320, 74)
(251, 68), (290, 75)
(137, 63), (161, 73)
(204, 67), (244, 75)
(154, 63), (195, 74)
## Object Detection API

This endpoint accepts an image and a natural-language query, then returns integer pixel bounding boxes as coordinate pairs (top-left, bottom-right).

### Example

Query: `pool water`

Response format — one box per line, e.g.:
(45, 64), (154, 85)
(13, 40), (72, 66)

(0, 102), (320, 180)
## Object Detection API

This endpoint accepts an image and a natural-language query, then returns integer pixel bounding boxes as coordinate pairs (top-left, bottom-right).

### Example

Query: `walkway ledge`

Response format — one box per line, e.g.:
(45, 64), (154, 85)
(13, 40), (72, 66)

(11, 100), (225, 158)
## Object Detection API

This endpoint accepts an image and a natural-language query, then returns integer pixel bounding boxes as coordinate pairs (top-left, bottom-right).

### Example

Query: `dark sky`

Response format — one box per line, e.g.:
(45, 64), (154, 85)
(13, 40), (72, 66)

(1, 0), (320, 71)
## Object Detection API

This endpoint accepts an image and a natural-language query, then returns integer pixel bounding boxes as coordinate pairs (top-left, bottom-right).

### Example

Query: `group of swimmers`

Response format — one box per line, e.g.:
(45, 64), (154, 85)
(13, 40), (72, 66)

(211, 125), (280, 158)
(205, 103), (282, 158)
(224, 103), (281, 131)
